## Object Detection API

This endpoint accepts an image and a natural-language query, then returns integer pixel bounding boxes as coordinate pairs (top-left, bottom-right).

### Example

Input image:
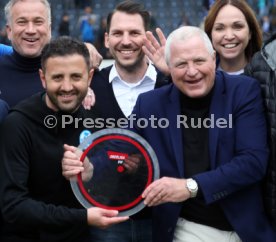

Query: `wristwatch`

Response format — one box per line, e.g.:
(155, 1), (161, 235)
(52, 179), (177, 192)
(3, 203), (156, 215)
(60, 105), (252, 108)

(186, 178), (198, 198)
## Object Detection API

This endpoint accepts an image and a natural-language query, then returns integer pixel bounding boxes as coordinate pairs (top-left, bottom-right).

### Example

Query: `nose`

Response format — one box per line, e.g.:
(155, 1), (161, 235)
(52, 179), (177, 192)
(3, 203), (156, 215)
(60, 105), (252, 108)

(186, 64), (198, 76)
(121, 33), (131, 45)
(25, 22), (36, 33)
(224, 28), (234, 39)
(61, 79), (73, 91)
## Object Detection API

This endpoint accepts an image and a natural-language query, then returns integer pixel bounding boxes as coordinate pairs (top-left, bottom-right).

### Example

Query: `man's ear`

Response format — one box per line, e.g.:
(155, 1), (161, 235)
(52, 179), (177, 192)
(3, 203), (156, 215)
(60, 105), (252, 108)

(39, 69), (46, 89)
(104, 32), (109, 48)
(88, 68), (94, 86)
(6, 24), (12, 41)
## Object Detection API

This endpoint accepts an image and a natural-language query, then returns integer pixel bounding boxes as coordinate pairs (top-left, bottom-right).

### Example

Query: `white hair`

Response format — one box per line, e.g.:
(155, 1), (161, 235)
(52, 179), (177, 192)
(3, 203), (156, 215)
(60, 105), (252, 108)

(165, 26), (215, 66)
(5, 0), (51, 25)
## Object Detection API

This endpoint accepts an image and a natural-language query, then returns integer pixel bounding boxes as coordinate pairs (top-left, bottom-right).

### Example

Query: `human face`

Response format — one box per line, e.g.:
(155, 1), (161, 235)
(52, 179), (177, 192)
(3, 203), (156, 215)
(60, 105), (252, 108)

(39, 54), (93, 113)
(211, 5), (251, 64)
(6, 0), (51, 58)
(105, 11), (146, 71)
(169, 36), (216, 98)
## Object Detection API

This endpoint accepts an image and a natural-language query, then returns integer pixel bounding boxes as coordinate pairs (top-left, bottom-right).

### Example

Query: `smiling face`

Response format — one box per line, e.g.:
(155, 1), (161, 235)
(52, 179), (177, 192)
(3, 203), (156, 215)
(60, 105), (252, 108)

(39, 54), (93, 113)
(104, 11), (146, 71)
(169, 35), (216, 98)
(6, 0), (51, 58)
(211, 4), (251, 66)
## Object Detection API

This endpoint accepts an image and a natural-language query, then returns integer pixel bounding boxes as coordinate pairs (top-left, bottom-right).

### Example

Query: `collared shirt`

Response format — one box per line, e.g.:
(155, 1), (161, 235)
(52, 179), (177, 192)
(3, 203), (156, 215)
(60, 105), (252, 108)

(109, 63), (157, 117)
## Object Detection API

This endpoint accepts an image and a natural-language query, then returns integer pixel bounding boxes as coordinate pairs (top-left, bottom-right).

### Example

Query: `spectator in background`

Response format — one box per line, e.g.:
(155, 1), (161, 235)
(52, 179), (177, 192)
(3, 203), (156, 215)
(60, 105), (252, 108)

(74, 0), (90, 9)
(178, 14), (190, 27)
(78, 6), (98, 44)
(95, 16), (111, 59)
(0, 26), (10, 45)
(204, 0), (263, 74)
(58, 12), (70, 36)
(203, 0), (215, 10)
(80, 16), (95, 44)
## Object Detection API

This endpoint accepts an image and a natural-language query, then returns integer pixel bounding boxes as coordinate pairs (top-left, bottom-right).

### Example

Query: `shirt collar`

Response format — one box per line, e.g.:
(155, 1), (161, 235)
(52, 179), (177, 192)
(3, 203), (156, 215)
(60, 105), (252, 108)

(109, 62), (157, 85)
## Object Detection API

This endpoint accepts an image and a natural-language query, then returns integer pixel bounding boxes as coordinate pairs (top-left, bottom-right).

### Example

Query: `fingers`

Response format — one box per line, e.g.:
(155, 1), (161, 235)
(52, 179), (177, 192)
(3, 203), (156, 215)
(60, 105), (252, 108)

(145, 31), (161, 51)
(101, 209), (129, 226)
(64, 144), (77, 152)
(142, 180), (165, 206)
(62, 144), (84, 180)
(87, 207), (129, 229)
(156, 28), (167, 46)
(83, 89), (96, 110)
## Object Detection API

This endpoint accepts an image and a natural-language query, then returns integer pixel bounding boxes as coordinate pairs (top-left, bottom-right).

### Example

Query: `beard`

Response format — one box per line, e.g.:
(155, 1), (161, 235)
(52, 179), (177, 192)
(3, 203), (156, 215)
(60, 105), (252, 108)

(47, 90), (86, 113)
(115, 50), (145, 72)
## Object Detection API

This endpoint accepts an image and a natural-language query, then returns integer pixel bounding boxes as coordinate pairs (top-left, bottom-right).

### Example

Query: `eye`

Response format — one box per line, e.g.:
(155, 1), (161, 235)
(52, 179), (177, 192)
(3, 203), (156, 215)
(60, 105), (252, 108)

(111, 31), (122, 37)
(72, 74), (82, 81)
(52, 75), (63, 81)
(16, 20), (27, 26)
(213, 24), (224, 31)
(232, 23), (245, 30)
(176, 63), (187, 69)
(195, 59), (205, 65)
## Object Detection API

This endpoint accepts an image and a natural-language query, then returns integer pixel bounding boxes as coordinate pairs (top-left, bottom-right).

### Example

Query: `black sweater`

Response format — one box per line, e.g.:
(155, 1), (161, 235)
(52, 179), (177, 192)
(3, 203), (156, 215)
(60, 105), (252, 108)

(0, 93), (99, 242)
(0, 49), (43, 107)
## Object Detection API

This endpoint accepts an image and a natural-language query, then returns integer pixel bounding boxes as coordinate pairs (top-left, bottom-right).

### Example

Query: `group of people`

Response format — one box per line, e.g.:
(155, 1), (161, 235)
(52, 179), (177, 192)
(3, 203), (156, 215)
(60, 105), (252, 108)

(0, 0), (276, 242)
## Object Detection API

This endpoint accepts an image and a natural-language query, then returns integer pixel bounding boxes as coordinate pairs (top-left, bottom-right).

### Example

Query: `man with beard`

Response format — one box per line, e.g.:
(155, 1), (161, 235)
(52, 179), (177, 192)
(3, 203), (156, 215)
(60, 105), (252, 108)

(63, 1), (168, 242)
(0, 36), (128, 242)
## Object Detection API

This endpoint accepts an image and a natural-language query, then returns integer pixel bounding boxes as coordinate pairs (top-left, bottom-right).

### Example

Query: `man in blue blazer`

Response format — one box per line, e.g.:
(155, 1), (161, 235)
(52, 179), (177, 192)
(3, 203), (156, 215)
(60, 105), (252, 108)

(136, 26), (276, 242)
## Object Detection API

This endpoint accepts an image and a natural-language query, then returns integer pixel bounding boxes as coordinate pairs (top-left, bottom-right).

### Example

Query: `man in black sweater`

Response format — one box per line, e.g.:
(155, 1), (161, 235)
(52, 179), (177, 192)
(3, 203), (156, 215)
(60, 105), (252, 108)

(0, 36), (128, 242)
(0, 0), (101, 108)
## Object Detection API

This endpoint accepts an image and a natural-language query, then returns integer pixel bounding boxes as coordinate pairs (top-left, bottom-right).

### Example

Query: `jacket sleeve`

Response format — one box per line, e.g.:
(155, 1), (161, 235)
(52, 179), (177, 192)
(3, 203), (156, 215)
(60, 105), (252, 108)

(0, 114), (87, 229)
(194, 79), (269, 204)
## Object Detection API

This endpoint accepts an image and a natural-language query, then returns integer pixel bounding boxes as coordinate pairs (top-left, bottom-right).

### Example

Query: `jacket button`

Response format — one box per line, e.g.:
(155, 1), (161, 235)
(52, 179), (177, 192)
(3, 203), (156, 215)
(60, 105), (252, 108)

(168, 227), (173, 233)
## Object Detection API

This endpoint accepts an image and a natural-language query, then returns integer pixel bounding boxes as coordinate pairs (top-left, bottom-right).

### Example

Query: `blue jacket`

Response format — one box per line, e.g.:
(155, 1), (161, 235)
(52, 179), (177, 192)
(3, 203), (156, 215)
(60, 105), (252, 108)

(131, 71), (276, 242)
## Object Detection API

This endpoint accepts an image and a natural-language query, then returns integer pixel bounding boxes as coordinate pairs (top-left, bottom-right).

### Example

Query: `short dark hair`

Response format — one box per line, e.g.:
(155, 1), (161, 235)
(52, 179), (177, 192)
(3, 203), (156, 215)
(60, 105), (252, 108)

(41, 36), (90, 71)
(106, 0), (150, 33)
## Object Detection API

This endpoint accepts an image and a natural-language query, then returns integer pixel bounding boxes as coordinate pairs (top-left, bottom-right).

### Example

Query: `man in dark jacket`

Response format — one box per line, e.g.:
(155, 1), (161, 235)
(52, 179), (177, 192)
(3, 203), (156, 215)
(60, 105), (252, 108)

(244, 32), (276, 229)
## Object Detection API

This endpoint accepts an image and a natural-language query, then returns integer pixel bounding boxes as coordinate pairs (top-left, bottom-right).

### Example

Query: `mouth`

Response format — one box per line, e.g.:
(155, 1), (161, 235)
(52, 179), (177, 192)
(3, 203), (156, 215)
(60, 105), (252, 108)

(23, 38), (39, 43)
(186, 78), (202, 85)
(118, 49), (136, 58)
(59, 93), (76, 102)
(222, 43), (239, 49)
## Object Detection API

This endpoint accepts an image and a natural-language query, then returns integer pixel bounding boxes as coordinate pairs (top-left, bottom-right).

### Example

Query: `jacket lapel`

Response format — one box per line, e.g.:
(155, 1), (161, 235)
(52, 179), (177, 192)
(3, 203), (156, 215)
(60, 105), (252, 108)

(209, 74), (225, 169)
(165, 85), (184, 177)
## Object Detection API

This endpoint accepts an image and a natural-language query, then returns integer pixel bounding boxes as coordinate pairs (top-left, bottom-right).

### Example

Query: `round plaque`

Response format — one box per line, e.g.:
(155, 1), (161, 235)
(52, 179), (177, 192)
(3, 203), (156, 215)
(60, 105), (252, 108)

(70, 128), (159, 216)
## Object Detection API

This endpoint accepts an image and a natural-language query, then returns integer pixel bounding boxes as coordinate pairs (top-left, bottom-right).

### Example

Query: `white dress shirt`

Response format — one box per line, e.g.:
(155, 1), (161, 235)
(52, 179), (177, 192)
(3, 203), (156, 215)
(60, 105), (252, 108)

(109, 63), (157, 117)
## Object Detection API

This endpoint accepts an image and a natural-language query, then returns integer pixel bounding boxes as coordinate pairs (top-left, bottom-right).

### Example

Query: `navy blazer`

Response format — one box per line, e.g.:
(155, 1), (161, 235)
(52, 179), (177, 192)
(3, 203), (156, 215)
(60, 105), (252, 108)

(131, 71), (276, 242)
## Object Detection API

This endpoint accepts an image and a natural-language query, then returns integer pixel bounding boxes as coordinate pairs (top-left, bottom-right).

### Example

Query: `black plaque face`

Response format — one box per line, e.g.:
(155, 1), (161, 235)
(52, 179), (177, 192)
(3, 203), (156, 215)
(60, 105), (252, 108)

(70, 128), (159, 216)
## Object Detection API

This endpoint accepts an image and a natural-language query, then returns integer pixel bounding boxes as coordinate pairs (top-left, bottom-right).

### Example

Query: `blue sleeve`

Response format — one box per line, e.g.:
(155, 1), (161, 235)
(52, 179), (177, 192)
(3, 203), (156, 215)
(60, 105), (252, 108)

(0, 44), (13, 56)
